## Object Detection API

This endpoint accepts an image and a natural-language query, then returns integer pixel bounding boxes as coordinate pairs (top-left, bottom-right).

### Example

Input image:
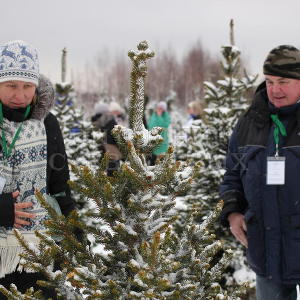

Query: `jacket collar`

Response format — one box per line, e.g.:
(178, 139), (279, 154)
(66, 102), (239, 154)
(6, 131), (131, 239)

(31, 74), (55, 120)
(2, 104), (32, 122)
(246, 82), (270, 128)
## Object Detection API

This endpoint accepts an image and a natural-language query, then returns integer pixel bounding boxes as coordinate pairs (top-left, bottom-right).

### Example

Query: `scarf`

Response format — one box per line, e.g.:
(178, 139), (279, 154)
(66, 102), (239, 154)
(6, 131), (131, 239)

(0, 117), (49, 278)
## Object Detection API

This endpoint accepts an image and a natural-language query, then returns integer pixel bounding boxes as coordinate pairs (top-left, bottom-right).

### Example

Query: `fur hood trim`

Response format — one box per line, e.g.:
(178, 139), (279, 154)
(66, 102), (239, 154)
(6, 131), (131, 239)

(31, 74), (55, 120)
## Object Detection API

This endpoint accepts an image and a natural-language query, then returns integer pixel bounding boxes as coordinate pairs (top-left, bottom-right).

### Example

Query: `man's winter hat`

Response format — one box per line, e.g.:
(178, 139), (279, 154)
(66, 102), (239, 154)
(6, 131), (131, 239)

(263, 45), (300, 80)
(0, 40), (39, 85)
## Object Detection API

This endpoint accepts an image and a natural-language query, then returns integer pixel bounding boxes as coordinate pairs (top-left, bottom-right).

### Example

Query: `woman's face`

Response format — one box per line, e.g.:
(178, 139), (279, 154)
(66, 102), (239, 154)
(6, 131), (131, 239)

(0, 80), (36, 109)
(156, 106), (165, 115)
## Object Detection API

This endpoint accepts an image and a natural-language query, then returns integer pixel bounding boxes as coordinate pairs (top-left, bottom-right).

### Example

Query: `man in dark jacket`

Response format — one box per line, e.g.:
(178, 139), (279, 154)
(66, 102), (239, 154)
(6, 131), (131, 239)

(91, 102), (121, 176)
(0, 40), (75, 299)
(220, 45), (300, 300)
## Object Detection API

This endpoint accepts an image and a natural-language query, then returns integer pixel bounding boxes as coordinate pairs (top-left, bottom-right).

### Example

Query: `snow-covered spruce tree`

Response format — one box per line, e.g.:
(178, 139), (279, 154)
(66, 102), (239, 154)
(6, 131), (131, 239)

(174, 20), (257, 297)
(52, 86), (102, 170)
(0, 41), (247, 300)
(52, 49), (103, 212)
(52, 48), (103, 170)
(175, 20), (257, 226)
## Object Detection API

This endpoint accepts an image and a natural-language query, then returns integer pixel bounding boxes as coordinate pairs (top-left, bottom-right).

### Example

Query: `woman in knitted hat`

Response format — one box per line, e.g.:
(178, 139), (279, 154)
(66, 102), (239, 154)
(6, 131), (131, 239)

(147, 101), (171, 165)
(0, 40), (75, 299)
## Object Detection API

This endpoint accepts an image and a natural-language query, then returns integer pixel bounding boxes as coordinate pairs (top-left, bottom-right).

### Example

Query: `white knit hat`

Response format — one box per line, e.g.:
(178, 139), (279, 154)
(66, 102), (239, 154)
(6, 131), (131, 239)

(156, 101), (167, 111)
(109, 101), (123, 113)
(0, 40), (39, 85)
(94, 102), (110, 114)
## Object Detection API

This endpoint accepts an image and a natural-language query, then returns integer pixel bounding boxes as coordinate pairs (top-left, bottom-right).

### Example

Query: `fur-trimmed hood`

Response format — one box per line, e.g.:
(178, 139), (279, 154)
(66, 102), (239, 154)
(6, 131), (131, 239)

(31, 74), (55, 120)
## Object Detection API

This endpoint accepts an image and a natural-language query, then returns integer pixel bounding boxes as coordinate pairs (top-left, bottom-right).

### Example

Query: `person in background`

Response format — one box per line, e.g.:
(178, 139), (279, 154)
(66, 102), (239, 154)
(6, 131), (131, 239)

(91, 102), (117, 145)
(0, 40), (75, 299)
(147, 101), (171, 165)
(184, 100), (203, 128)
(220, 45), (300, 300)
(143, 94), (150, 128)
(109, 101), (127, 126)
(91, 102), (121, 175)
(178, 100), (204, 145)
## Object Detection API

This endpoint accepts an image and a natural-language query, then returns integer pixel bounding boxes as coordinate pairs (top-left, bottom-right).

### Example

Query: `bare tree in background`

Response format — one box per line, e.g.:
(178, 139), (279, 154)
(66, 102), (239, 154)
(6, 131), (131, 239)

(106, 53), (130, 101)
(74, 49), (113, 114)
(146, 47), (179, 101)
(74, 40), (223, 112)
(177, 40), (221, 106)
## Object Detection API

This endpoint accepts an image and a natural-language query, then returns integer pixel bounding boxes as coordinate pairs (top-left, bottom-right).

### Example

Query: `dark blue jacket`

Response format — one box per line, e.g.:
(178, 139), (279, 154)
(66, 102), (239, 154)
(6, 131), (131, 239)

(220, 82), (300, 284)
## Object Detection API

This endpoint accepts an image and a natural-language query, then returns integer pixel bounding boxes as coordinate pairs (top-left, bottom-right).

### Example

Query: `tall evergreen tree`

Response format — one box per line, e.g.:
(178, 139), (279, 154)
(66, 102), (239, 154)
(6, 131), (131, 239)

(0, 41), (247, 300)
(174, 20), (257, 296)
(175, 20), (257, 223)
(52, 48), (103, 171)
(52, 49), (103, 214)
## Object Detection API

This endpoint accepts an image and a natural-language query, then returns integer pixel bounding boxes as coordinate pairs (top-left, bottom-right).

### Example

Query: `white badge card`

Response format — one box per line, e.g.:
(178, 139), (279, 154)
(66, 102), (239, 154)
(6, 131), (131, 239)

(266, 156), (285, 185)
(0, 176), (6, 193)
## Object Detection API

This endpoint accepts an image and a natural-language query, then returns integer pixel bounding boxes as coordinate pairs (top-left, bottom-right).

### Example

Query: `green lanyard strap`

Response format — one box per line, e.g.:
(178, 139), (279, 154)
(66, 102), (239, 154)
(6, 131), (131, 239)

(0, 102), (31, 160)
(270, 114), (287, 156)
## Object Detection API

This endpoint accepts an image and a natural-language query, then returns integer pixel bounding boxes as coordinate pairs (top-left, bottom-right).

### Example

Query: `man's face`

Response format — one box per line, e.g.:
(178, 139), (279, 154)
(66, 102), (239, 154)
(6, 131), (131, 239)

(265, 75), (300, 108)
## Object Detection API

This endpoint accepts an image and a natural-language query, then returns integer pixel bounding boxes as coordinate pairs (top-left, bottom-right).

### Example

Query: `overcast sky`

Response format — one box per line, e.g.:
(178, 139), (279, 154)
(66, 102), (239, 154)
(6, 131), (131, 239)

(1, 0), (299, 83)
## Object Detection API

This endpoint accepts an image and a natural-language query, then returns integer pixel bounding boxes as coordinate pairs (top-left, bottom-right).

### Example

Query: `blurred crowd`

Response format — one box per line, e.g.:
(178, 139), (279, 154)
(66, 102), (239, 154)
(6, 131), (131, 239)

(91, 99), (204, 171)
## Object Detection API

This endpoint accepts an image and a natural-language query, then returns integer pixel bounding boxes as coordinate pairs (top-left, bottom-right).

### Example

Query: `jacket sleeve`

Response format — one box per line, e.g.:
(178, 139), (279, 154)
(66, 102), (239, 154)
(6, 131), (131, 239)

(103, 118), (118, 145)
(0, 193), (15, 227)
(45, 113), (75, 217)
(162, 112), (171, 128)
(219, 127), (248, 227)
(147, 113), (156, 130)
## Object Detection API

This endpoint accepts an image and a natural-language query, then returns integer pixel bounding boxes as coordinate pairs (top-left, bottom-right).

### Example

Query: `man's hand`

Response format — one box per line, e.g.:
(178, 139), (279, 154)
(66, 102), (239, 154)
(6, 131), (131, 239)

(13, 191), (36, 228)
(228, 212), (248, 247)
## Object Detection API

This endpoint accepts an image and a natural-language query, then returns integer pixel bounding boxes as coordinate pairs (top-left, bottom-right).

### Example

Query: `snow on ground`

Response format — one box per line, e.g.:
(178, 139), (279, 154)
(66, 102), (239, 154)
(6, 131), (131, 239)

(233, 267), (255, 287)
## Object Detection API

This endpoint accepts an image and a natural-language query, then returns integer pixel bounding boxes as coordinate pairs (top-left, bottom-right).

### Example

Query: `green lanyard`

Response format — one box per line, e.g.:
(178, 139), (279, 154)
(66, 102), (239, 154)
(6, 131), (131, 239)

(270, 114), (287, 156)
(0, 102), (31, 161)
